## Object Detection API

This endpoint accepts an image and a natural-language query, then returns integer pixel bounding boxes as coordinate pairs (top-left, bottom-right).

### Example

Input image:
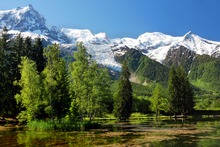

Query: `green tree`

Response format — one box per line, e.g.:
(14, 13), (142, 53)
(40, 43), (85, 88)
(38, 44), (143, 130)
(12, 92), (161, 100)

(42, 44), (70, 119)
(69, 43), (90, 120)
(33, 37), (46, 73)
(176, 66), (194, 116)
(14, 57), (42, 122)
(12, 33), (23, 56)
(10, 33), (24, 82)
(114, 61), (133, 121)
(88, 63), (112, 121)
(132, 95), (151, 114)
(0, 27), (8, 118)
(9, 33), (25, 116)
(168, 66), (194, 118)
(69, 43), (111, 121)
(23, 36), (32, 58)
(150, 83), (168, 118)
(168, 66), (180, 117)
(42, 44), (59, 119)
(0, 27), (18, 118)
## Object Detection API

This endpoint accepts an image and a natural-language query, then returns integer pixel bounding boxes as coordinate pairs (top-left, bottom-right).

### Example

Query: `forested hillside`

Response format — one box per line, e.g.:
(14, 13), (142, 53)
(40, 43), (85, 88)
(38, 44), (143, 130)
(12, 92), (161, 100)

(115, 49), (169, 84)
(189, 55), (220, 91)
(115, 47), (220, 111)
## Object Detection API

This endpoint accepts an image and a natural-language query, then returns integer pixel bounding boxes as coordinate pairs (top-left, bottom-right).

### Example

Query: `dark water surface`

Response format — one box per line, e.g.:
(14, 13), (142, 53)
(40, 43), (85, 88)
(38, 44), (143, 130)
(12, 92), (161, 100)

(1, 118), (220, 146)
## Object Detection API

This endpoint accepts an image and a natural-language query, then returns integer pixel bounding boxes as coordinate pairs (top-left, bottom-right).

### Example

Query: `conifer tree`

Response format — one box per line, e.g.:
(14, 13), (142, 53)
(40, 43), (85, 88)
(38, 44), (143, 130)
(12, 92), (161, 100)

(8, 33), (26, 116)
(23, 36), (32, 57)
(168, 66), (180, 117)
(33, 37), (46, 73)
(0, 27), (8, 118)
(176, 66), (194, 116)
(114, 61), (133, 121)
(11, 34), (24, 80)
(0, 27), (18, 118)
(168, 66), (194, 117)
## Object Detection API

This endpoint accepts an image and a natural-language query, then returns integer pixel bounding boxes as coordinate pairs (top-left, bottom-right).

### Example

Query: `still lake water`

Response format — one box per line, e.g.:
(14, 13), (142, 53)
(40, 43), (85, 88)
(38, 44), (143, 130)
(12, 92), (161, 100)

(1, 118), (220, 146)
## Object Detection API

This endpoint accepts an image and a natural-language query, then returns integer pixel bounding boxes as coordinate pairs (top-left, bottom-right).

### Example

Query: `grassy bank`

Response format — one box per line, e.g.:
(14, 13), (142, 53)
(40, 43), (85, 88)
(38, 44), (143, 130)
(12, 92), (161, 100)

(27, 119), (101, 132)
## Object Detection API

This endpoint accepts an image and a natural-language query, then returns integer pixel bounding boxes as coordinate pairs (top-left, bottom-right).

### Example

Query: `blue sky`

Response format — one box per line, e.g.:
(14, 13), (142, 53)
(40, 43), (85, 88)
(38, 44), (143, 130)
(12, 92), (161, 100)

(1, 0), (220, 41)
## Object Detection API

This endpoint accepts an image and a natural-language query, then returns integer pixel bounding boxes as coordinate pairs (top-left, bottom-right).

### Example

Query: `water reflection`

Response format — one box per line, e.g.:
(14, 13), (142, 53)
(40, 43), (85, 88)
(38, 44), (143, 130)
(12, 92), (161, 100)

(152, 134), (220, 147)
(17, 131), (62, 146)
(1, 118), (220, 146)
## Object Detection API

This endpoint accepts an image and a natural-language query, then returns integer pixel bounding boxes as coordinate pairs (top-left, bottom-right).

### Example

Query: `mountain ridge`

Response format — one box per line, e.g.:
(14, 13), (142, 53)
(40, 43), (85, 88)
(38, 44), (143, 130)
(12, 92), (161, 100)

(1, 5), (220, 71)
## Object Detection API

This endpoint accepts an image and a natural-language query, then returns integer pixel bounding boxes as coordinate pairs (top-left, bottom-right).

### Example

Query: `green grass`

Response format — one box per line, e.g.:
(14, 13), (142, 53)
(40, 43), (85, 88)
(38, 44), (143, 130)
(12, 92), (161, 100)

(130, 112), (148, 118)
(27, 118), (103, 132)
(27, 119), (80, 131)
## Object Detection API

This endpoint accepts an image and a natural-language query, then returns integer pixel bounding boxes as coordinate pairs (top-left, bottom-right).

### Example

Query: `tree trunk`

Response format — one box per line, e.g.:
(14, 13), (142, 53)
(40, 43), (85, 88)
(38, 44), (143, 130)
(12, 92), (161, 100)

(2, 114), (5, 120)
(183, 113), (186, 119)
(89, 112), (92, 122)
(80, 113), (83, 122)
(174, 113), (177, 121)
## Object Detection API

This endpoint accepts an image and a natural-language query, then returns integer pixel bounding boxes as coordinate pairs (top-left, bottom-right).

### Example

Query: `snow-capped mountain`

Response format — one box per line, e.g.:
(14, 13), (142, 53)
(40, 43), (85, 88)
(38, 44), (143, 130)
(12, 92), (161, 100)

(111, 31), (220, 63)
(1, 5), (220, 71)
(61, 28), (220, 64)
(0, 4), (68, 43)
(61, 28), (120, 70)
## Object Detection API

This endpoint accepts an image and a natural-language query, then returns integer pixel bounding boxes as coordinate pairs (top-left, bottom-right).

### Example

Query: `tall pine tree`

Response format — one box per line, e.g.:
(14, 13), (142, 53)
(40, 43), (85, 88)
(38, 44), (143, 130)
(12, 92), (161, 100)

(0, 27), (18, 118)
(176, 66), (194, 116)
(114, 61), (133, 121)
(168, 66), (194, 117)
(0, 27), (8, 118)
(23, 36), (32, 58)
(168, 66), (180, 117)
(33, 37), (46, 73)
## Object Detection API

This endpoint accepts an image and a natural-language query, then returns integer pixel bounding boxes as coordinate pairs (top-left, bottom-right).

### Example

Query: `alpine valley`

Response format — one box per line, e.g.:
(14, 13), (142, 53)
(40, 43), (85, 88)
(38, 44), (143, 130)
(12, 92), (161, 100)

(1, 5), (220, 92)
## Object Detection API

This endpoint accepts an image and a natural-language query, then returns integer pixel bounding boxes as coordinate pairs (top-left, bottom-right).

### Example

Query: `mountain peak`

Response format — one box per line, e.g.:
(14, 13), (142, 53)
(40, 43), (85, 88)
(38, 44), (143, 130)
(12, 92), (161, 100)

(28, 4), (33, 9)
(185, 31), (193, 35)
(95, 32), (108, 39)
(183, 31), (196, 40)
(0, 5), (68, 43)
(25, 4), (35, 12)
(0, 5), (46, 32)
(15, 4), (35, 14)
